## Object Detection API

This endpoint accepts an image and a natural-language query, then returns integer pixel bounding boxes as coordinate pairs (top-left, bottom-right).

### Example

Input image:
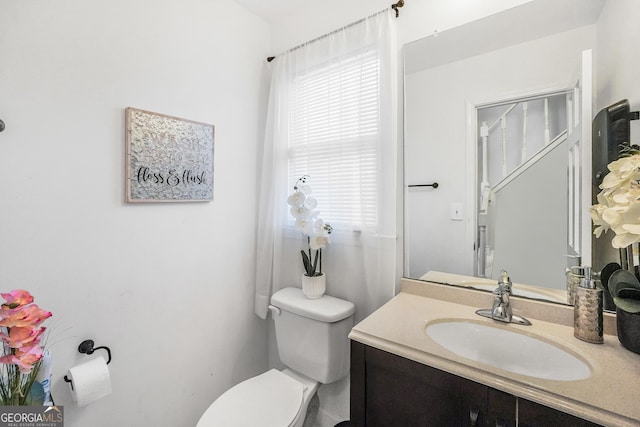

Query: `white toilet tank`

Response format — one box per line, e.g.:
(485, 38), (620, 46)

(270, 287), (355, 384)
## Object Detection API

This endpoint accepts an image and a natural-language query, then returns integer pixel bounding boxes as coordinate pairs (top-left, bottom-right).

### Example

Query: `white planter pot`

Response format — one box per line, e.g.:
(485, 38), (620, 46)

(301, 273), (326, 299)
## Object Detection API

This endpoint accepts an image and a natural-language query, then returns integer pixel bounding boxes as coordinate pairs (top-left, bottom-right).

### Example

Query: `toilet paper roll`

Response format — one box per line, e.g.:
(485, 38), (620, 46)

(66, 356), (112, 406)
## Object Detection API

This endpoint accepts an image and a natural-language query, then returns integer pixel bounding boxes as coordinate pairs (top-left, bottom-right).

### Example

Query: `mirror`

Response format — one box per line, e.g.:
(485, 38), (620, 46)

(403, 0), (610, 305)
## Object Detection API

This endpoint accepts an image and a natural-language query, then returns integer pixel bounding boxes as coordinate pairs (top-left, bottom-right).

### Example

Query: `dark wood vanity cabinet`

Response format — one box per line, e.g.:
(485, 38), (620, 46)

(350, 341), (602, 427)
(517, 399), (601, 427)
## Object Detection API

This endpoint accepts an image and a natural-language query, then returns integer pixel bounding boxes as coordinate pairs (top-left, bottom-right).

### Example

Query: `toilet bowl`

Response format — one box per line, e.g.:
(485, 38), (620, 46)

(197, 368), (318, 427)
(197, 288), (355, 427)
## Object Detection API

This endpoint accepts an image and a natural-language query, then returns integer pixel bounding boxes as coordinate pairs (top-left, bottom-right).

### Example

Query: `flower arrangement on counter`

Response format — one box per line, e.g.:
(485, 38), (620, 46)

(0, 290), (51, 405)
(591, 144), (640, 248)
(287, 176), (333, 277)
(590, 143), (640, 356)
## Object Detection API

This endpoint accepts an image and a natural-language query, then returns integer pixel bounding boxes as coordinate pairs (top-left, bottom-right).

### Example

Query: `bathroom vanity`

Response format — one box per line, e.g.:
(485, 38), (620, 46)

(351, 342), (598, 427)
(348, 279), (640, 427)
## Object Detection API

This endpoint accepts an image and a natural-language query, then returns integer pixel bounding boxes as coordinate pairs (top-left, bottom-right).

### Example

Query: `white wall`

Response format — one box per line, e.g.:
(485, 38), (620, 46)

(404, 25), (596, 278)
(0, 1), (270, 426)
(596, 0), (640, 115)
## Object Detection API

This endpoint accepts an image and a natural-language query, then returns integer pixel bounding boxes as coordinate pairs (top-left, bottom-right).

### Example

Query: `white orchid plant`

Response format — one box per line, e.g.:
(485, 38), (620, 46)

(287, 176), (333, 277)
(591, 144), (640, 248)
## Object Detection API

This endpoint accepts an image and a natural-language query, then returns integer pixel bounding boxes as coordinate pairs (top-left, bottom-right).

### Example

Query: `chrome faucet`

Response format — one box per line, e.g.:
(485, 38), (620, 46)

(492, 270), (513, 322)
(476, 270), (531, 326)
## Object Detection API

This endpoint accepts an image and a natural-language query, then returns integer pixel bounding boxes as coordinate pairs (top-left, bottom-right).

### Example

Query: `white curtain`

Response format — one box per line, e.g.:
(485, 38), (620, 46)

(254, 11), (398, 322)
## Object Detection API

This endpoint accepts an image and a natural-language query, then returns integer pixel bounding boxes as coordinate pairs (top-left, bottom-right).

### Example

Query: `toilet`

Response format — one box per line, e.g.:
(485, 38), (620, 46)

(197, 287), (355, 427)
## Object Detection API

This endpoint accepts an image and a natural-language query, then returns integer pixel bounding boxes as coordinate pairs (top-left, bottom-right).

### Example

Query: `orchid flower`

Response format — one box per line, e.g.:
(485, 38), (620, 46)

(592, 151), (640, 248)
(304, 196), (318, 210)
(290, 205), (311, 220)
(288, 176), (332, 276)
(309, 235), (330, 250)
(297, 183), (312, 195)
(295, 219), (314, 235)
(287, 192), (306, 207)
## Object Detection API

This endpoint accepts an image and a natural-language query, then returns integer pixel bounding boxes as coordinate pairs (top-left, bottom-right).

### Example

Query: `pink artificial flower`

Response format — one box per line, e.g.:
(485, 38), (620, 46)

(0, 355), (33, 373)
(0, 326), (46, 349)
(0, 343), (43, 374)
(0, 290), (51, 375)
(1, 290), (34, 309)
(0, 304), (52, 328)
(16, 343), (43, 363)
(16, 344), (43, 374)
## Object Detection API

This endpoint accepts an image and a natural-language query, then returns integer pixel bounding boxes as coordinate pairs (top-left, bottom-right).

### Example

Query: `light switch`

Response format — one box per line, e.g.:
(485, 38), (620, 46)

(451, 203), (463, 221)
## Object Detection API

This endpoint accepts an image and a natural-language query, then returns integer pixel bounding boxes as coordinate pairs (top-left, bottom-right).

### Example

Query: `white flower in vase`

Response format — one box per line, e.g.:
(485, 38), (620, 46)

(288, 176), (332, 277)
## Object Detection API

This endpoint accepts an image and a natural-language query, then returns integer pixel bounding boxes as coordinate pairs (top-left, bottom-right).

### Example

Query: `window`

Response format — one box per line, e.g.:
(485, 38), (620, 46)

(287, 48), (380, 230)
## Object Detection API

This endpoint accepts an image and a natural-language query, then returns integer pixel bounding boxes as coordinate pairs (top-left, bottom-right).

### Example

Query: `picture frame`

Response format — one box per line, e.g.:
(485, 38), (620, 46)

(125, 107), (215, 203)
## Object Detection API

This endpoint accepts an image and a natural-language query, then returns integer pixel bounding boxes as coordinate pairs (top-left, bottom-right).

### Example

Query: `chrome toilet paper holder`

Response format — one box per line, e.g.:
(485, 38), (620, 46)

(63, 339), (112, 390)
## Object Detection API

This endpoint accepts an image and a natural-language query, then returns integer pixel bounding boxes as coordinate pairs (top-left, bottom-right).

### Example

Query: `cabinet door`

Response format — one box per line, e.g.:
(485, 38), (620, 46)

(364, 345), (465, 426)
(518, 398), (603, 427)
(485, 388), (516, 427)
(352, 342), (488, 427)
(459, 383), (517, 427)
(460, 378), (490, 427)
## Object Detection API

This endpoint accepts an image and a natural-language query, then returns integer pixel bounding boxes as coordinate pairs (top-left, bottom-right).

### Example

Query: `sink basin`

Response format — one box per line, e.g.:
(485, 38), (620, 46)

(426, 321), (591, 381)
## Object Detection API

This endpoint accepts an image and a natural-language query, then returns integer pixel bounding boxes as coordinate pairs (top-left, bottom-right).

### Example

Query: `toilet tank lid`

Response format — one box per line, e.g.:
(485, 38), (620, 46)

(271, 288), (355, 322)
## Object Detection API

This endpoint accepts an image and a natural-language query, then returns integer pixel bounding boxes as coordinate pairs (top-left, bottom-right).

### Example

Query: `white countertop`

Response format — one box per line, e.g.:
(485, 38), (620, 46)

(349, 278), (640, 427)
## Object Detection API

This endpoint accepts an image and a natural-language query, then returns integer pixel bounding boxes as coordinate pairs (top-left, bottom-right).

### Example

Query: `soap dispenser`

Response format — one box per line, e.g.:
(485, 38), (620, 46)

(573, 267), (604, 344)
(566, 264), (585, 305)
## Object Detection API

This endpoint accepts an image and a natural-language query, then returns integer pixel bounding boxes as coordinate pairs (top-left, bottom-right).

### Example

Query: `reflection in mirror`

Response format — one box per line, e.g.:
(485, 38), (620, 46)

(422, 271), (567, 304)
(476, 91), (570, 292)
(402, 0), (607, 306)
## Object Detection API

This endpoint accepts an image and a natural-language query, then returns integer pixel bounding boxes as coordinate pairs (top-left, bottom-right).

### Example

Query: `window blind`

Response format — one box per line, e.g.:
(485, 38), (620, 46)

(288, 48), (380, 230)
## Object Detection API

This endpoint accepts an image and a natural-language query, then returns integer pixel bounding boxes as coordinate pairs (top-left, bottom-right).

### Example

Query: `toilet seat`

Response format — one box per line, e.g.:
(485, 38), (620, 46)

(197, 369), (305, 427)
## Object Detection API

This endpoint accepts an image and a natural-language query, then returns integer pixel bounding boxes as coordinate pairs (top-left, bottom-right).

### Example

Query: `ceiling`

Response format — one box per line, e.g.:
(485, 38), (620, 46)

(233, 0), (315, 24)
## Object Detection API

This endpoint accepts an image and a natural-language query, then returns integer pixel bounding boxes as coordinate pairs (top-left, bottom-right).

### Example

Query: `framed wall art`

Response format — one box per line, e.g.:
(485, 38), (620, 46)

(125, 107), (215, 203)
